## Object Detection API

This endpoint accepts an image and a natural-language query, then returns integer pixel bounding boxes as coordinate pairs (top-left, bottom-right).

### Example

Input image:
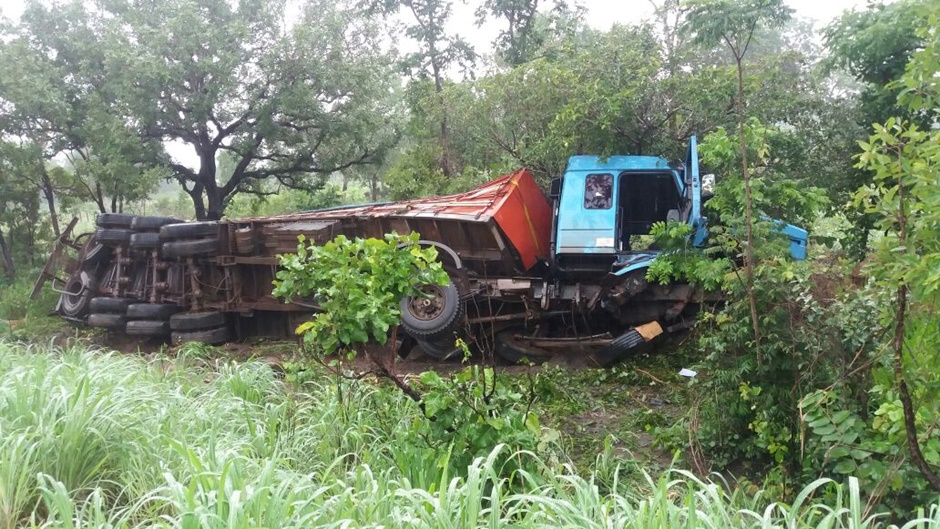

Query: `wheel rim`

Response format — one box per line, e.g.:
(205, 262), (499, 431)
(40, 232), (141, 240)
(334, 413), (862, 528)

(64, 276), (83, 304)
(407, 285), (447, 321)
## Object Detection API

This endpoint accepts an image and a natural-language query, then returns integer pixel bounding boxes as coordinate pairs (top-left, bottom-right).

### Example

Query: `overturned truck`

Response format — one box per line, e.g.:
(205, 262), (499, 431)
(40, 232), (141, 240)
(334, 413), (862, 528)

(39, 137), (807, 364)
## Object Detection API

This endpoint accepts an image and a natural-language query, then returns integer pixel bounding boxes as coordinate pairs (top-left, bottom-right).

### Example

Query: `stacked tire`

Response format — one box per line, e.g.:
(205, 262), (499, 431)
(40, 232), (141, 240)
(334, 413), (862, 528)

(125, 303), (179, 337)
(170, 312), (231, 345)
(95, 213), (137, 248)
(129, 216), (180, 253)
(86, 297), (131, 330)
(160, 222), (220, 259)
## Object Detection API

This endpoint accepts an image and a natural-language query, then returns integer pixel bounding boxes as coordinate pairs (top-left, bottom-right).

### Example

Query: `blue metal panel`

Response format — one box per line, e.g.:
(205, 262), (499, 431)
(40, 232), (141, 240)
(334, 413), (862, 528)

(566, 155), (672, 172)
(684, 136), (709, 247)
(555, 171), (618, 254)
(782, 223), (808, 260)
(612, 252), (659, 276)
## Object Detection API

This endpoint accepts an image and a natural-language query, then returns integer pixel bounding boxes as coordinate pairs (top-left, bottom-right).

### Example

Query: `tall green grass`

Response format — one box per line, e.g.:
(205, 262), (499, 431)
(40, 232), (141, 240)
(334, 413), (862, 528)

(0, 339), (937, 528)
(0, 275), (63, 339)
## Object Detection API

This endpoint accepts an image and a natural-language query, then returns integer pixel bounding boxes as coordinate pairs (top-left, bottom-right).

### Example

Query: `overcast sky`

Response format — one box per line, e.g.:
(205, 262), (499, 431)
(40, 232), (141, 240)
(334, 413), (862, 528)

(1, 0), (876, 37)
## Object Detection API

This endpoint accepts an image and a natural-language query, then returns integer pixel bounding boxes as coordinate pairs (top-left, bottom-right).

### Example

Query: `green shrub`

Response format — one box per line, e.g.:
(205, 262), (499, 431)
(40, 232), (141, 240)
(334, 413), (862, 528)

(0, 274), (62, 340)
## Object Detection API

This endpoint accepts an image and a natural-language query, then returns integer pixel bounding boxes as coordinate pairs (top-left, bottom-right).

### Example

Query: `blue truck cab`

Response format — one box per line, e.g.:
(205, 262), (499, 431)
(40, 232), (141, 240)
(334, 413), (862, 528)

(551, 136), (807, 276)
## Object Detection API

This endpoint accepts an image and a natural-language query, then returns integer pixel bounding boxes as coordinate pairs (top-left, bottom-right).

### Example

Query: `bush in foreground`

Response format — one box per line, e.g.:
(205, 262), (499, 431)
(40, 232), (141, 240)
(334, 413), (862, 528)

(0, 340), (938, 528)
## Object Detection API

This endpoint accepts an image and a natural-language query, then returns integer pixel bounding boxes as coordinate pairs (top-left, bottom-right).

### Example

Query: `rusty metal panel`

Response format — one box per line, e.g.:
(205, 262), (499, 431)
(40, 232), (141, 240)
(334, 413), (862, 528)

(225, 169), (552, 272)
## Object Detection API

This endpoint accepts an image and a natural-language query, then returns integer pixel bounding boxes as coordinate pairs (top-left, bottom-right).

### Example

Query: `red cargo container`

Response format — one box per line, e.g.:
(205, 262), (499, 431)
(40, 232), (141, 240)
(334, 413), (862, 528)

(244, 168), (553, 273)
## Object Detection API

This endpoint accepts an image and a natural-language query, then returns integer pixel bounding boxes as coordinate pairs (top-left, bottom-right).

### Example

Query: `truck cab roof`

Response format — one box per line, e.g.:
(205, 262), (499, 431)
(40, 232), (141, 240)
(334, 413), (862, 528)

(564, 155), (674, 173)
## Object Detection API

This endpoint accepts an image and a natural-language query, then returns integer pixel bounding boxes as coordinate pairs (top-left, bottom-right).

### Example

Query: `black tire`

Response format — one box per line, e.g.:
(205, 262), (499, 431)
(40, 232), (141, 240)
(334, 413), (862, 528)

(127, 303), (180, 320)
(126, 319), (171, 336)
(495, 330), (553, 364)
(96, 228), (134, 247)
(594, 329), (646, 366)
(162, 238), (218, 259)
(89, 297), (131, 314)
(129, 232), (161, 250)
(96, 213), (137, 229)
(160, 222), (219, 241)
(172, 325), (231, 345)
(60, 271), (97, 319)
(130, 216), (183, 231)
(87, 313), (127, 330)
(80, 238), (112, 271)
(399, 280), (464, 341)
(416, 338), (462, 360)
(170, 311), (227, 331)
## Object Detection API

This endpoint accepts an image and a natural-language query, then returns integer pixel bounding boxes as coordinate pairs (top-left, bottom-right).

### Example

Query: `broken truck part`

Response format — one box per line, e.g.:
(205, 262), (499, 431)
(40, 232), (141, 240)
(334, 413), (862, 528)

(37, 136), (808, 364)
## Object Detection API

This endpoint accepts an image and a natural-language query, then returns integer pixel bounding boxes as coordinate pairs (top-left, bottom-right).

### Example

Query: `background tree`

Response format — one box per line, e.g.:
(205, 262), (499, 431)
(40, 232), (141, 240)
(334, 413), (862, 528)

(824, 0), (930, 255)
(684, 0), (792, 343)
(96, 0), (397, 220)
(854, 2), (940, 490)
(0, 1), (166, 220)
(475, 0), (572, 66)
(374, 0), (476, 178)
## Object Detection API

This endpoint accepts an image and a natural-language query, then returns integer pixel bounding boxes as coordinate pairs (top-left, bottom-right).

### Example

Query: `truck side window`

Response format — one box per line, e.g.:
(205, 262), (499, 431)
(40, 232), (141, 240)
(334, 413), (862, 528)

(584, 173), (613, 209)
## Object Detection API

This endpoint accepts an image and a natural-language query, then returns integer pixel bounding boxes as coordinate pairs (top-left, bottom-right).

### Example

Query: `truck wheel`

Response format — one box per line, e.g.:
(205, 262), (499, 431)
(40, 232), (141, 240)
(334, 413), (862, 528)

(416, 337), (462, 360)
(89, 297), (131, 314)
(130, 216), (182, 232)
(126, 320), (171, 336)
(96, 213), (137, 229)
(170, 311), (227, 331)
(129, 232), (161, 250)
(127, 303), (180, 320)
(87, 313), (127, 329)
(80, 238), (112, 271)
(172, 326), (231, 345)
(495, 330), (553, 364)
(160, 221), (219, 241)
(399, 280), (464, 341)
(162, 238), (218, 259)
(96, 228), (134, 247)
(60, 271), (97, 319)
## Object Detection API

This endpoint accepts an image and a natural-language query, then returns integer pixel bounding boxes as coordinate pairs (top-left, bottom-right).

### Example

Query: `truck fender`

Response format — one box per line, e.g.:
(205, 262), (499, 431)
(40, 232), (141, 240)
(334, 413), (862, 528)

(415, 240), (471, 297)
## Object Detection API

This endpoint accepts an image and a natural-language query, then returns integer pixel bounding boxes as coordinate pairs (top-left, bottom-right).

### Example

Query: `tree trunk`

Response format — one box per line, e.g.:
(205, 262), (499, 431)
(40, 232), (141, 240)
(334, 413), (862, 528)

(431, 59), (453, 178)
(736, 56), (761, 344)
(94, 182), (107, 213)
(206, 187), (224, 221)
(0, 227), (14, 280)
(191, 188), (207, 220)
(891, 153), (940, 491)
(39, 171), (61, 238)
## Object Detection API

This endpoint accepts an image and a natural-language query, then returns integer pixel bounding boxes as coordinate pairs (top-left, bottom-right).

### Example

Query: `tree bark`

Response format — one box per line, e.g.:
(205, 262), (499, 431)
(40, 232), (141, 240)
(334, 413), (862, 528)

(431, 58), (453, 178)
(94, 182), (107, 213)
(39, 171), (61, 238)
(736, 56), (761, 345)
(0, 227), (14, 280)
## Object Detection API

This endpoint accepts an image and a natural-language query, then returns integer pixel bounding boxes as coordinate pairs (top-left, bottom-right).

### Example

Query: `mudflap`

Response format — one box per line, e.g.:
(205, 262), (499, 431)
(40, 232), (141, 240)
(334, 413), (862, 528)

(592, 320), (664, 366)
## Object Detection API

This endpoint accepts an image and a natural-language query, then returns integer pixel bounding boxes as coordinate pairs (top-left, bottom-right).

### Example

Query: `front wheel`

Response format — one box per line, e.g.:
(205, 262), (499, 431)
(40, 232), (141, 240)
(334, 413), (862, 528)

(399, 280), (464, 342)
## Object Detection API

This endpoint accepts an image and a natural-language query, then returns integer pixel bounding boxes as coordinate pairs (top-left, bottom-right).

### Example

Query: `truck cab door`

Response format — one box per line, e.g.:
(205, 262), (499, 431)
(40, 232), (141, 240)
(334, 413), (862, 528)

(685, 135), (707, 246)
(555, 172), (618, 255)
